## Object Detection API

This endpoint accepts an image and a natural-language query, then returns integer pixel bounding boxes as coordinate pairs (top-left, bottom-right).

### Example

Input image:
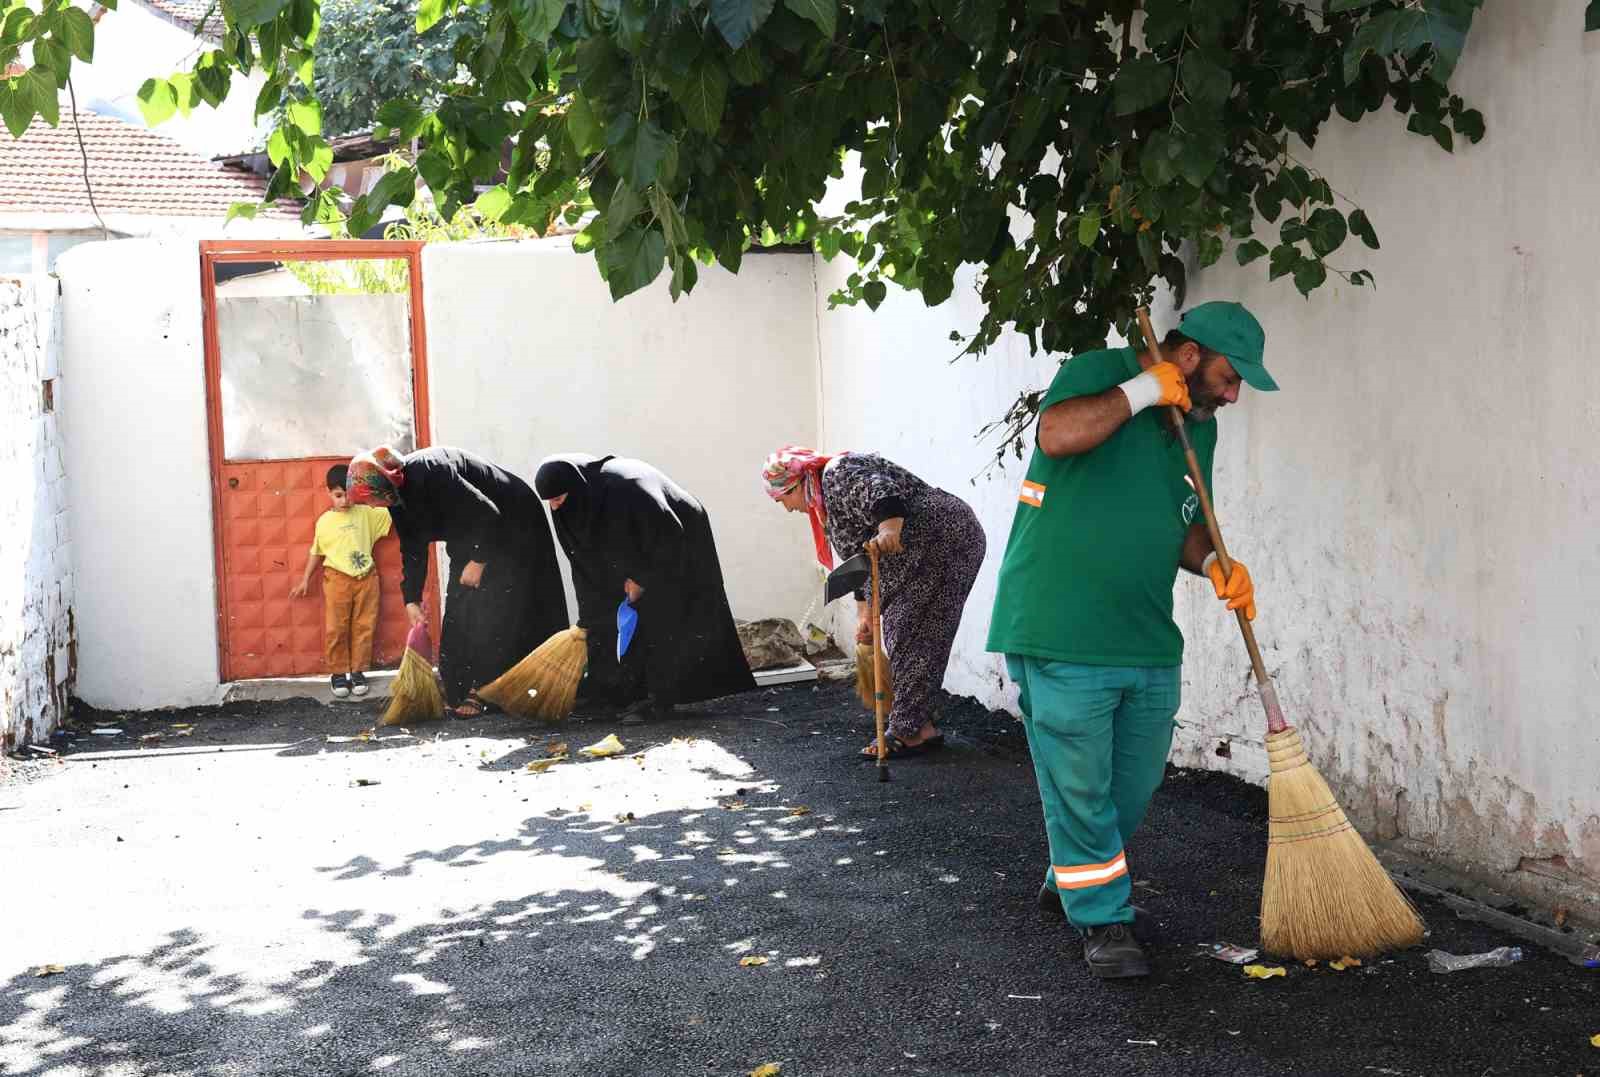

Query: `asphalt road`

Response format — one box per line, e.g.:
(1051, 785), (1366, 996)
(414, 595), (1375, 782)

(1, 681), (1594, 1076)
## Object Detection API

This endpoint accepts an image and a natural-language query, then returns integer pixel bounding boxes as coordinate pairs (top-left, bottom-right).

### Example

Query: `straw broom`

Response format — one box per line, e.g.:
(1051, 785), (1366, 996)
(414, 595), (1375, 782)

(854, 643), (893, 713)
(478, 626), (588, 721)
(381, 622), (445, 727)
(1136, 308), (1424, 960)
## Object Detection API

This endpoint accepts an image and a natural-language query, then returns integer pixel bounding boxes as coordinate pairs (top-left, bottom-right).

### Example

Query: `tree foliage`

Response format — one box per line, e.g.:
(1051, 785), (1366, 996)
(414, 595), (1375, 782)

(5, 1), (1590, 440)
(310, 0), (483, 137)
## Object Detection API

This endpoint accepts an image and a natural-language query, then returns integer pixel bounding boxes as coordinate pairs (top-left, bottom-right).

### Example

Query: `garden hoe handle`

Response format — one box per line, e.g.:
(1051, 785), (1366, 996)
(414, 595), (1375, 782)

(868, 542), (891, 781)
(1135, 308), (1288, 735)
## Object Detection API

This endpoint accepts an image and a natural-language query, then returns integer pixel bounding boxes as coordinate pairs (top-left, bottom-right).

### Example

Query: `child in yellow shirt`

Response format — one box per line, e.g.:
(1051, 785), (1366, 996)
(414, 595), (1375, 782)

(291, 464), (393, 698)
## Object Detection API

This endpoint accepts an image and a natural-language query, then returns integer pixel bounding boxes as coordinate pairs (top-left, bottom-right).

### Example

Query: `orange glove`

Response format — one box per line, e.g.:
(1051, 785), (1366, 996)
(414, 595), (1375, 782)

(1204, 554), (1256, 621)
(1119, 360), (1191, 415)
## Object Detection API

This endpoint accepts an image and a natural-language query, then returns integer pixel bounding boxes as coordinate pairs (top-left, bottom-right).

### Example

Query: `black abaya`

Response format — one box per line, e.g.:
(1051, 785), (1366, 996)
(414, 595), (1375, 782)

(534, 455), (755, 708)
(389, 447), (568, 704)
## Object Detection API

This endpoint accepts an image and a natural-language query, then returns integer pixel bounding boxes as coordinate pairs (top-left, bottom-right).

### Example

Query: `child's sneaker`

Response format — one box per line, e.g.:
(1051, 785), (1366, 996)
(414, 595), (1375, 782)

(331, 674), (351, 699)
(349, 671), (369, 698)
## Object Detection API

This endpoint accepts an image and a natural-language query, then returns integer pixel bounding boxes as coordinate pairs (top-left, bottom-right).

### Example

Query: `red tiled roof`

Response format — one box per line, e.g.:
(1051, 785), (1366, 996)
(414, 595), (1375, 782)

(0, 107), (301, 219)
(127, 0), (225, 40)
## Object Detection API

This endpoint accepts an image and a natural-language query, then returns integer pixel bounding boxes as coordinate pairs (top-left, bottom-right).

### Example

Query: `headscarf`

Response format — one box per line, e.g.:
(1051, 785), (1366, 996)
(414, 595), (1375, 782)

(347, 446), (406, 506)
(534, 453), (605, 548)
(762, 445), (836, 569)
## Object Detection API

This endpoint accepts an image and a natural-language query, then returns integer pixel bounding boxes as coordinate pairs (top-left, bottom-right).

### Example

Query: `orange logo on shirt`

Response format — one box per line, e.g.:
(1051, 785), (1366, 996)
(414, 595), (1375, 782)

(1019, 480), (1046, 507)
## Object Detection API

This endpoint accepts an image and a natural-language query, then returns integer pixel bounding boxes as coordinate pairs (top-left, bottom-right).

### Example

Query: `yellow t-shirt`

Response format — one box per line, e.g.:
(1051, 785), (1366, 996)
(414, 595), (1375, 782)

(310, 505), (392, 579)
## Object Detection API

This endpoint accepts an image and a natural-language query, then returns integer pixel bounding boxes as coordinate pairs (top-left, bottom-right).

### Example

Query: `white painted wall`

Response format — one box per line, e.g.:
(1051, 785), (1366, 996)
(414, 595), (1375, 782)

(72, 2), (269, 158)
(0, 277), (73, 746)
(56, 239), (222, 710)
(423, 239), (821, 628)
(815, 0), (1600, 916)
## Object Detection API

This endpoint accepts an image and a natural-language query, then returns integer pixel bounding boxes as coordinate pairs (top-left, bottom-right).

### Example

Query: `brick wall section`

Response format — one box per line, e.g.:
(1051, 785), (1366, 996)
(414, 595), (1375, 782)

(0, 277), (73, 750)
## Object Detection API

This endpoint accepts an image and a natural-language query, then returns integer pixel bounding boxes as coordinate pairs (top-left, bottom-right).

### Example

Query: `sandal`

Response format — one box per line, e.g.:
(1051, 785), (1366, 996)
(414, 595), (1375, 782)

(859, 734), (945, 760)
(450, 693), (486, 719)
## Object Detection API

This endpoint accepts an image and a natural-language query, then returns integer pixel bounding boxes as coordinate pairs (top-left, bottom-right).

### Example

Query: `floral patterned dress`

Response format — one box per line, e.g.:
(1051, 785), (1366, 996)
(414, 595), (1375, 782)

(821, 453), (987, 741)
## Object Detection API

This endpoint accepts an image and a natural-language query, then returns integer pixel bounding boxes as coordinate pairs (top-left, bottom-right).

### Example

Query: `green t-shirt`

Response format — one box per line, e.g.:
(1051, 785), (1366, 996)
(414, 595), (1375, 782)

(986, 346), (1217, 667)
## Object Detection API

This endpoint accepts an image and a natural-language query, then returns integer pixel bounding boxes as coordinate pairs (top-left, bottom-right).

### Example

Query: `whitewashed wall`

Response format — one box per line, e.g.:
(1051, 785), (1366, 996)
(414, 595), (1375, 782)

(423, 240), (822, 627)
(56, 240), (221, 710)
(815, 1), (1600, 917)
(0, 277), (73, 747)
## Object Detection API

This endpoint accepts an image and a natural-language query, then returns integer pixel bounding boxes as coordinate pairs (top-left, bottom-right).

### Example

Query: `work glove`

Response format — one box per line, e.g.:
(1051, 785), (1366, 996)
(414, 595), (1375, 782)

(1118, 361), (1190, 416)
(1204, 554), (1256, 621)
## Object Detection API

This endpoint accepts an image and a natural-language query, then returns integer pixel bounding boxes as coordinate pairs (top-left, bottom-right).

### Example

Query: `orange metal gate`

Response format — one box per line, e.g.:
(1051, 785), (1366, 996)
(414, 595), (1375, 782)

(200, 240), (440, 682)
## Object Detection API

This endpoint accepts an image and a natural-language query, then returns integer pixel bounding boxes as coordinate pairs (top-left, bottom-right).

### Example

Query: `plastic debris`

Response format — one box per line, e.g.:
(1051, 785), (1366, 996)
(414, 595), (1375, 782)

(1426, 946), (1522, 973)
(750, 1065), (781, 1077)
(579, 733), (625, 758)
(1243, 964), (1286, 980)
(91, 728), (122, 736)
(1575, 943), (1600, 969)
(739, 956), (769, 967)
(1207, 943), (1260, 965)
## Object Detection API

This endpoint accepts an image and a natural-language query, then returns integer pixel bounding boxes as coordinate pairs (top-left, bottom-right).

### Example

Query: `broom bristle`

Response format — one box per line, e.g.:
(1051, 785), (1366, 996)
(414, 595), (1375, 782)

(479, 626), (588, 721)
(1261, 727), (1425, 959)
(380, 646), (445, 727)
(854, 642), (893, 713)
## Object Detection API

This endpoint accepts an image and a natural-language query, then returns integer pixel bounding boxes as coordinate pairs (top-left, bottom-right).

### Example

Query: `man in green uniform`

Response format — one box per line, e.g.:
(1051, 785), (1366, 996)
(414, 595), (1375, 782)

(987, 301), (1276, 979)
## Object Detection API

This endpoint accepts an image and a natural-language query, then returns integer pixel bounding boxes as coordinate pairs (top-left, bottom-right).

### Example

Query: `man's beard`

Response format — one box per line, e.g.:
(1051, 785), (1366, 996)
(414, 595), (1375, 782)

(1188, 401), (1218, 422)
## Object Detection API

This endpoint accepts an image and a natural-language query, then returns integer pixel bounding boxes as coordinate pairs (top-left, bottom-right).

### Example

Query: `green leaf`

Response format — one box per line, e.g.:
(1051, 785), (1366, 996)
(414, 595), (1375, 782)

(1268, 243), (1299, 281)
(1304, 207), (1348, 257)
(375, 99), (426, 140)
(136, 77), (178, 126)
(1077, 210), (1100, 248)
(29, 71), (58, 126)
(710, 0), (777, 50)
(649, 185), (687, 250)
(566, 91), (601, 154)
(1453, 107), (1485, 143)
(474, 185), (514, 222)
(1114, 55), (1172, 116)
(287, 97), (322, 135)
(1235, 239), (1269, 265)
(416, 0), (445, 34)
(673, 59), (729, 135)
(1197, 231), (1224, 268)
(610, 115), (673, 190)
(605, 180), (645, 239)
(367, 167), (418, 211)
(266, 125), (291, 167)
(1293, 257), (1327, 296)
(1348, 208), (1379, 249)
(728, 45), (767, 86)
(61, 8), (96, 62)
(510, 0), (563, 43)
(225, 201), (260, 224)
(1589, 0), (1600, 31)
(252, 76), (283, 122)
(32, 40), (68, 82)
(783, 0), (836, 37)
(604, 226), (667, 299)
(862, 279), (887, 310)
(1180, 52), (1232, 107)
(225, 0), (292, 30)
(1254, 184), (1282, 224)
(0, 83), (35, 138)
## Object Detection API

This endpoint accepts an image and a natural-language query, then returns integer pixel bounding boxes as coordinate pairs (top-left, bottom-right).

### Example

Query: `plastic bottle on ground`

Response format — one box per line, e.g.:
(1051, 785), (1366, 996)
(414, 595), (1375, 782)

(1425, 946), (1523, 973)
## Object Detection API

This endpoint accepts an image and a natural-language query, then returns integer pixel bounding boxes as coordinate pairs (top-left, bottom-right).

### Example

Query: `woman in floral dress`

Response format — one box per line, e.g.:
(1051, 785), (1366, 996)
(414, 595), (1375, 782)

(763, 446), (986, 757)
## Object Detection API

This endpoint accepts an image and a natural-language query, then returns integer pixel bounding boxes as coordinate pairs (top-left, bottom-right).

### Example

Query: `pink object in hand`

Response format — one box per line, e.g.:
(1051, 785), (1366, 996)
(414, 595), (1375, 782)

(404, 622), (434, 663)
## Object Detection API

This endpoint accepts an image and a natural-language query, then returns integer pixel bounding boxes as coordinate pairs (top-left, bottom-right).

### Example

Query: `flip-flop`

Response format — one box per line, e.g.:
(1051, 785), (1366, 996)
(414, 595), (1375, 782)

(859, 734), (945, 760)
(450, 694), (487, 720)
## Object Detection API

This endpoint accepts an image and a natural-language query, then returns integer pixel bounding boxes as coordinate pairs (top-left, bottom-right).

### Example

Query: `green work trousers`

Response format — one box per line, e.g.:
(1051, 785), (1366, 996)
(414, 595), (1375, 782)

(1006, 655), (1180, 929)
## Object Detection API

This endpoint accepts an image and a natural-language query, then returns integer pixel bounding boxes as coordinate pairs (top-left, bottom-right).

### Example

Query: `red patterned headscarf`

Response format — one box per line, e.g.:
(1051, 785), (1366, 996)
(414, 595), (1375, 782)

(762, 445), (837, 569)
(347, 447), (406, 507)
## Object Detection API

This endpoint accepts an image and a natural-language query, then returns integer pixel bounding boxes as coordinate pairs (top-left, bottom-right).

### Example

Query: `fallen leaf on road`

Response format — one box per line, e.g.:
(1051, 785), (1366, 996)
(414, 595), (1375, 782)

(1303, 959), (1318, 968)
(546, 742), (569, 757)
(139, 733), (161, 745)
(579, 734), (625, 758)
(724, 801), (748, 811)
(1554, 906), (1569, 928)
(1243, 965), (1286, 980)
(750, 1065), (781, 1077)
(33, 965), (65, 977)
(739, 956), (769, 967)
(1329, 956), (1362, 971)
(788, 806), (812, 817)
(526, 756), (567, 773)
(1591, 1033), (1599, 1048)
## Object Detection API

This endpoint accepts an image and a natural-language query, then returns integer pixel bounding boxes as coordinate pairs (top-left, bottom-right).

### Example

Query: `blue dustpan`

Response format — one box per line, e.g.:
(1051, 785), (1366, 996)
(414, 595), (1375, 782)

(617, 598), (638, 661)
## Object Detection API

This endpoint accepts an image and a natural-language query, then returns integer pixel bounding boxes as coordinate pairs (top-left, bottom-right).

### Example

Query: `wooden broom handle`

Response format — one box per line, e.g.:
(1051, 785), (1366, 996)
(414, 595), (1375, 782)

(1135, 308), (1287, 734)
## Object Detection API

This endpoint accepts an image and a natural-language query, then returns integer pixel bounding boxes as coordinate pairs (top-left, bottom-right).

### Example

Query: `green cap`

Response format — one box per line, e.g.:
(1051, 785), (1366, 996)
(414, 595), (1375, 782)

(1176, 301), (1276, 391)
